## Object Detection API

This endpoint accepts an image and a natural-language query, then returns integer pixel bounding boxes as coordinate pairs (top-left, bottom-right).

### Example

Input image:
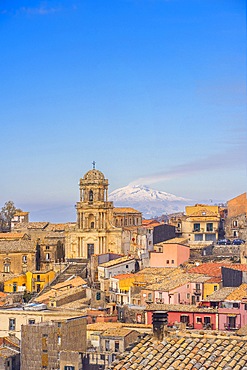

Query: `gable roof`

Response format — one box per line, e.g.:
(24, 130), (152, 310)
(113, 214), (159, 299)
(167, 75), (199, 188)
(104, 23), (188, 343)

(204, 287), (236, 302)
(109, 331), (247, 369)
(113, 207), (141, 214)
(225, 283), (247, 302)
(189, 263), (247, 278)
(0, 232), (29, 240)
(99, 256), (135, 268)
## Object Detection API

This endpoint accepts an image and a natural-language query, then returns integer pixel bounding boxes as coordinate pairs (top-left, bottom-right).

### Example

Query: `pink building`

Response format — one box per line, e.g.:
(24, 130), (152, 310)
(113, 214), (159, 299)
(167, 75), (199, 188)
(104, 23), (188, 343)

(145, 304), (218, 330)
(149, 239), (190, 268)
(218, 284), (247, 331)
(141, 273), (210, 306)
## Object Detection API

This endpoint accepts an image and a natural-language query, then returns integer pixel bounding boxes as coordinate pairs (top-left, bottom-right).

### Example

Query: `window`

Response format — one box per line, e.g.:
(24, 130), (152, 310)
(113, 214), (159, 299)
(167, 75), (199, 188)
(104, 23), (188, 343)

(45, 253), (50, 261)
(96, 292), (101, 300)
(22, 255), (27, 263)
(180, 315), (189, 324)
(37, 275), (40, 281)
(233, 303), (240, 308)
(115, 341), (120, 352)
(206, 223), (213, 232)
(9, 318), (16, 331)
(89, 190), (93, 202)
(4, 264), (10, 273)
(195, 234), (203, 241)
(64, 367), (75, 370)
(126, 265), (128, 269)
(46, 245), (50, 250)
(148, 293), (152, 301)
(193, 223), (200, 232)
(171, 260), (174, 264)
(58, 336), (61, 345)
(204, 316), (211, 324)
(105, 340), (110, 351)
(91, 222), (94, 228)
(196, 317), (202, 323)
(214, 286), (218, 291)
(166, 260), (169, 264)
(233, 220), (238, 227)
(29, 319), (35, 325)
(187, 293), (190, 299)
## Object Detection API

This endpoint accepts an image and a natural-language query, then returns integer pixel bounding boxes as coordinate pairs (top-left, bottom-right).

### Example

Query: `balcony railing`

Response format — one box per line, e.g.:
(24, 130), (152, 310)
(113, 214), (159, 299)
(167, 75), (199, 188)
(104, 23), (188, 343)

(224, 323), (240, 331)
(109, 287), (118, 293)
(155, 298), (164, 304)
(193, 289), (201, 295)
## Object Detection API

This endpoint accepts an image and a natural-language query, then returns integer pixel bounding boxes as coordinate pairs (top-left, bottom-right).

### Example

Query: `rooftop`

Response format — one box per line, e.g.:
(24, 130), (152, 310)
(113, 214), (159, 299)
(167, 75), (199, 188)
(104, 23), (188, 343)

(99, 256), (135, 268)
(204, 287), (236, 302)
(101, 328), (136, 338)
(113, 207), (141, 214)
(109, 330), (247, 369)
(225, 283), (247, 302)
(145, 303), (218, 313)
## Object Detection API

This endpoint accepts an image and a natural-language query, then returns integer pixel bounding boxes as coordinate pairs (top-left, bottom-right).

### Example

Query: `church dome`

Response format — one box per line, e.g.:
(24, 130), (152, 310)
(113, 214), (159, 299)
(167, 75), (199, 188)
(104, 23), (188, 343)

(83, 169), (105, 181)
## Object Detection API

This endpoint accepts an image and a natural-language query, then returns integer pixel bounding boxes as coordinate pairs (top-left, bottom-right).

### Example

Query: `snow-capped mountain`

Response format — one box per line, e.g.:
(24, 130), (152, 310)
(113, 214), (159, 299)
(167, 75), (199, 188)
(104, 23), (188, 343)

(109, 184), (193, 218)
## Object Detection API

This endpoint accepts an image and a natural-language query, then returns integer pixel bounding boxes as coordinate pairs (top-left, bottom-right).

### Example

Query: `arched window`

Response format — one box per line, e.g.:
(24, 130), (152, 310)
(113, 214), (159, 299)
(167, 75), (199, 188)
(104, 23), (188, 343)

(89, 190), (93, 202)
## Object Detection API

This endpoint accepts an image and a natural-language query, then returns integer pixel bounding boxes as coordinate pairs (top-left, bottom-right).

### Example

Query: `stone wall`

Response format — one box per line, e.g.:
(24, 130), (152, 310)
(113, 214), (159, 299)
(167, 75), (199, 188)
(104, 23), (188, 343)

(227, 193), (247, 218)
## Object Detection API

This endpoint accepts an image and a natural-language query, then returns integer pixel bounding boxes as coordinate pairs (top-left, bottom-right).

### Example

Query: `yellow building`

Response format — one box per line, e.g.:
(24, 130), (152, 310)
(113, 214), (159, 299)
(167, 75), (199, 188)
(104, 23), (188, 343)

(4, 270), (55, 293)
(65, 167), (142, 259)
(203, 278), (221, 300)
(4, 274), (27, 293)
(26, 270), (56, 293)
(182, 204), (221, 243)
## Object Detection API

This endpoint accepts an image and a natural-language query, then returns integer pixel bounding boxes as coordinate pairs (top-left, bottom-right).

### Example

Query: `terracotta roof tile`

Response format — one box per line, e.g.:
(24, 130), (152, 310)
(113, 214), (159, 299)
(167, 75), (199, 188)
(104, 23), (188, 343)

(99, 256), (135, 268)
(113, 208), (141, 214)
(108, 331), (247, 369)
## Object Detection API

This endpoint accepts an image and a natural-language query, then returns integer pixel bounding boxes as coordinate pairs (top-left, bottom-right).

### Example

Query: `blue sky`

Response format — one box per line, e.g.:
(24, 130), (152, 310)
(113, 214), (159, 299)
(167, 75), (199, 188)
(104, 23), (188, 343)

(0, 0), (246, 221)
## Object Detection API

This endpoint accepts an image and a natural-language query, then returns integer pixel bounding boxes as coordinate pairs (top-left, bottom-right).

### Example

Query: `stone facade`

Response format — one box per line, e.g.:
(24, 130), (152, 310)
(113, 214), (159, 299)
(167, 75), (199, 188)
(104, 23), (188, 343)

(225, 193), (247, 241)
(0, 307), (85, 340)
(21, 316), (86, 370)
(65, 168), (142, 260)
(12, 222), (66, 271)
(182, 204), (222, 243)
(0, 233), (36, 283)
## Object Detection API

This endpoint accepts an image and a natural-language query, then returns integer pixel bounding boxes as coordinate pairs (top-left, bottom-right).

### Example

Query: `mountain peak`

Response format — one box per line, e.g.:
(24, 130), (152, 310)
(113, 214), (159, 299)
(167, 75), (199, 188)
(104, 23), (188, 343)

(109, 184), (191, 218)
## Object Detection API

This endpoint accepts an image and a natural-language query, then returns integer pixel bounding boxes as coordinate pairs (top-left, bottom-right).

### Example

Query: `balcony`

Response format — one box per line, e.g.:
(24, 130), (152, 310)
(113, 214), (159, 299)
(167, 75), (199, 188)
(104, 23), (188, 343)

(224, 323), (240, 331)
(109, 287), (118, 293)
(193, 289), (201, 295)
(155, 298), (164, 304)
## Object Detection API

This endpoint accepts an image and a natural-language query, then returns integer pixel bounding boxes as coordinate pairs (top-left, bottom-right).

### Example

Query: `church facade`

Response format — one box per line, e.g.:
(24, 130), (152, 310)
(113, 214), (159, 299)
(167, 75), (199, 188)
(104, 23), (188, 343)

(65, 168), (142, 260)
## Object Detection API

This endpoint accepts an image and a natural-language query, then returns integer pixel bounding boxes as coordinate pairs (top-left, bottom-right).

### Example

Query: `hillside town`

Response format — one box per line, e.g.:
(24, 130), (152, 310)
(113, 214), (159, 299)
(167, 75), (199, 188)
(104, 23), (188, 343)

(0, 167), (247, 369)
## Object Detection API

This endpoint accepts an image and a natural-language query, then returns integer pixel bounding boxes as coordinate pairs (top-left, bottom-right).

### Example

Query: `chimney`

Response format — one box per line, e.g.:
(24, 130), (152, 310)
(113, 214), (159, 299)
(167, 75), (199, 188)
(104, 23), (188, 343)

(152, 311), (168, 341)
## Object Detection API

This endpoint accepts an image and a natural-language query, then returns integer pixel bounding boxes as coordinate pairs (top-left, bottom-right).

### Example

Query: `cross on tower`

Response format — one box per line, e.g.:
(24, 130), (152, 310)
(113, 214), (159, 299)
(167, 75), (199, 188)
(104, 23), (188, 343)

(92, 161), (96, 169)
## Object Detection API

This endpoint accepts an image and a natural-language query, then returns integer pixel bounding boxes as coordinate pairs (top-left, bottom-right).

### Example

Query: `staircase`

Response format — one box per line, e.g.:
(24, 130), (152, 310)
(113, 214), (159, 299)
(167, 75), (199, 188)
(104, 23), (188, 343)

(32, 262), (88, 301)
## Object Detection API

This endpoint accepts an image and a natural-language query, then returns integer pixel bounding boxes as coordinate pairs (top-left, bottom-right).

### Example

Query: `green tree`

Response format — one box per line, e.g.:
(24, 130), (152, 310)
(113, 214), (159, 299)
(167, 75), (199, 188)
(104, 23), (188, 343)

(0, 201), (22, 231)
